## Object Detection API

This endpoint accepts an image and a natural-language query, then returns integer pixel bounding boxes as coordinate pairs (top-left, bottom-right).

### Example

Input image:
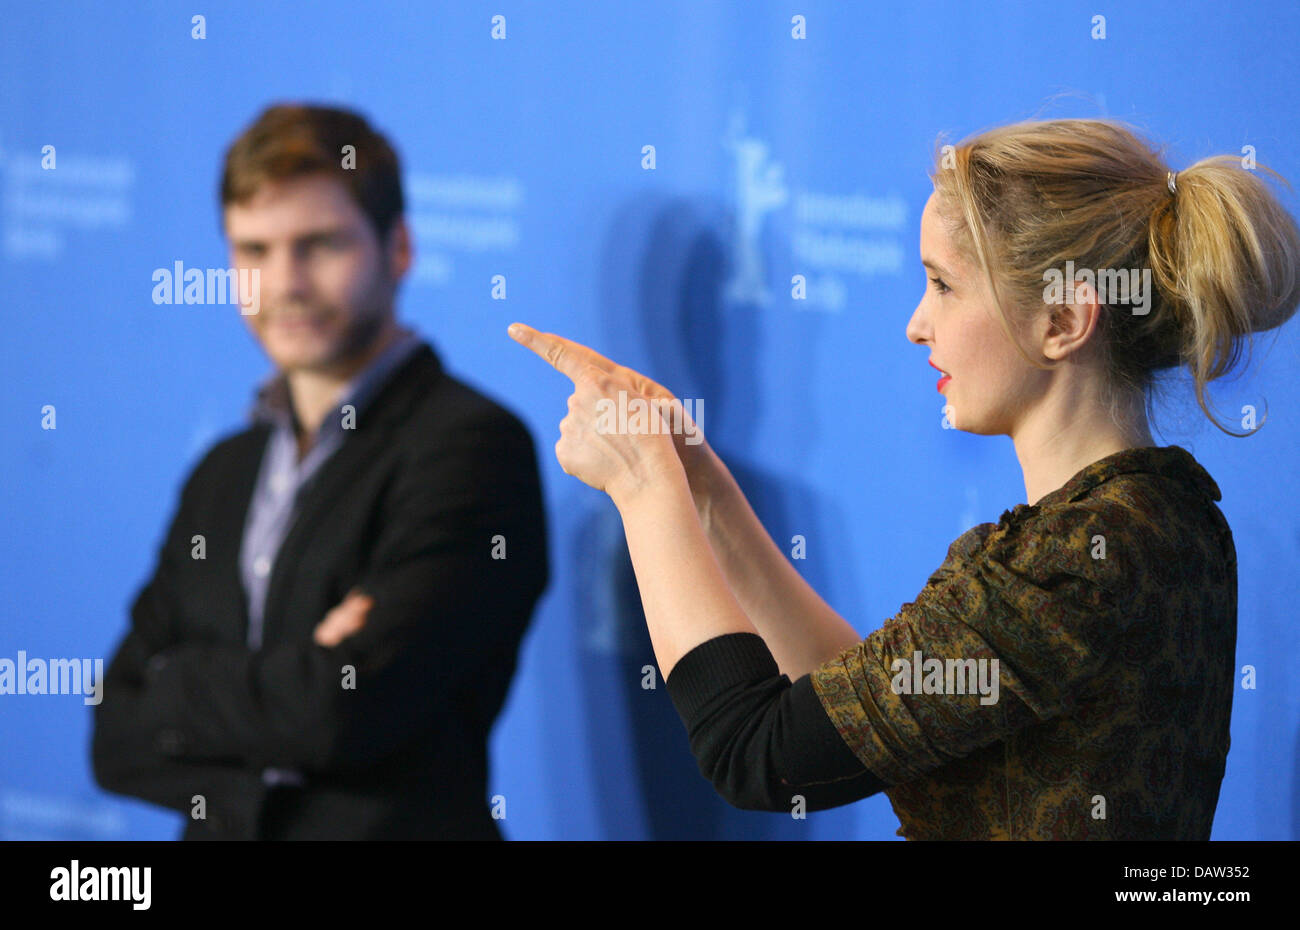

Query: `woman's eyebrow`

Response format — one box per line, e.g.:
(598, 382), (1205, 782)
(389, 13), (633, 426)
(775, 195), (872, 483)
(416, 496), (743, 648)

(921, 257), (954, 277)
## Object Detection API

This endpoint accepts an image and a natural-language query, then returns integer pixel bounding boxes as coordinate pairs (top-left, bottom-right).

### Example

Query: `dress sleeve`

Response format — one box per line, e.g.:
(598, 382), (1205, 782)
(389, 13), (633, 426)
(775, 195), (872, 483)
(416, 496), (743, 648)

(810, 501), (1140, 786)
(665, 633), (888, 812)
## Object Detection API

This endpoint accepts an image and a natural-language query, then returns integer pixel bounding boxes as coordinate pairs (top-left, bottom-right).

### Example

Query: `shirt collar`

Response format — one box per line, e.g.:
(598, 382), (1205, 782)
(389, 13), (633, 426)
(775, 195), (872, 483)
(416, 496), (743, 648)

(249, 325), (424, 436)
(1000, 445), (1223, 524)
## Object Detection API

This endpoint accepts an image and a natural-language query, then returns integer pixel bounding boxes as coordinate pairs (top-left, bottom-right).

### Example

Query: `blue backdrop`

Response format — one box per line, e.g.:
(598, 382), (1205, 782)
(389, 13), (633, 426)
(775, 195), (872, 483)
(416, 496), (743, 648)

(2, 0), (1297, 840)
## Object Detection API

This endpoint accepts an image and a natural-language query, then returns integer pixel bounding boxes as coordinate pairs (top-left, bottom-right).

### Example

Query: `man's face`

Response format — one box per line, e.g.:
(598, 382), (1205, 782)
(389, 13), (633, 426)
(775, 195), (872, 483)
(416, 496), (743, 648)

(224, 174), (410, 373)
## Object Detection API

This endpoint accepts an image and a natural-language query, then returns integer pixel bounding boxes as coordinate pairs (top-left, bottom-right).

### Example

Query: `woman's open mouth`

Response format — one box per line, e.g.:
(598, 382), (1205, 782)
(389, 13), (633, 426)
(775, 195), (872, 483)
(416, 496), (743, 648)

(929, 359), (951, 391)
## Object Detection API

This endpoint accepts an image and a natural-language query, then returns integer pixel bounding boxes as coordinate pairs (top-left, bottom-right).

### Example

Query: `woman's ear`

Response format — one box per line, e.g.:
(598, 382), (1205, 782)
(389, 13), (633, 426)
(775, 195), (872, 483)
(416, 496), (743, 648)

(1043, 280), (1103, 359)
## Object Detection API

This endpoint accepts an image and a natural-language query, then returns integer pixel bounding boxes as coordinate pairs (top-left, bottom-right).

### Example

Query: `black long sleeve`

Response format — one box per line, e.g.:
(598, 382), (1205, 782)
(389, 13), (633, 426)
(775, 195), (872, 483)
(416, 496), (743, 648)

(665, 632), (888, 812)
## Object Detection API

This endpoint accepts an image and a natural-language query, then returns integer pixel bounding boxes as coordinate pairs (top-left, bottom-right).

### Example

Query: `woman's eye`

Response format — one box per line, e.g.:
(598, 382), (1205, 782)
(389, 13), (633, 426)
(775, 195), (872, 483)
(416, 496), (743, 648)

(929, 276), (950, 294)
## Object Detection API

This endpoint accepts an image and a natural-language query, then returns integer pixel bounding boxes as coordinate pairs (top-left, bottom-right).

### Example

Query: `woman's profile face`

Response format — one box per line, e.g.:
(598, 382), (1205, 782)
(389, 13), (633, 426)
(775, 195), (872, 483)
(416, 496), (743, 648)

(906, 191), (1046, 435)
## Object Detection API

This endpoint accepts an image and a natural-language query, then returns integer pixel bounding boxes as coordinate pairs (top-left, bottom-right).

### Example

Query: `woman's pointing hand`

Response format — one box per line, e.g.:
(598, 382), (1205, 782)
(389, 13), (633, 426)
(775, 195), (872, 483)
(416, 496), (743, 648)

(507, 322), (700, 505)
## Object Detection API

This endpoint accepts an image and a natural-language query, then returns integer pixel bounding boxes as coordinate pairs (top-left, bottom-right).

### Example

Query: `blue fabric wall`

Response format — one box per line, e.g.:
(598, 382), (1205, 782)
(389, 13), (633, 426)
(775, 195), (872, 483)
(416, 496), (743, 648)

(2, 0), (1297, 839)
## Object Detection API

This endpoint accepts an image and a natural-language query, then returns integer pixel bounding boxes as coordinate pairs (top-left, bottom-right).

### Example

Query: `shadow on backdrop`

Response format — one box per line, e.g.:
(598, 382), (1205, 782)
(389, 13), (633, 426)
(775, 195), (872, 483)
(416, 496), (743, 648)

(568, 193), (865, 839)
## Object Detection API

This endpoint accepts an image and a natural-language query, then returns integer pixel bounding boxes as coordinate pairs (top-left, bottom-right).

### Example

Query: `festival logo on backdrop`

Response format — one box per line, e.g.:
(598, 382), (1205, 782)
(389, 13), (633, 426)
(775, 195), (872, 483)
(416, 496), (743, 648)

(723, 107), (908, 313)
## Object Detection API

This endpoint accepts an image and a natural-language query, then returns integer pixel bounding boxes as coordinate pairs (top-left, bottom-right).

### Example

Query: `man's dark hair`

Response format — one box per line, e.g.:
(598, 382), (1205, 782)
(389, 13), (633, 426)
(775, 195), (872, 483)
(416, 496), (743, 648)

(219, 102), (404, 242)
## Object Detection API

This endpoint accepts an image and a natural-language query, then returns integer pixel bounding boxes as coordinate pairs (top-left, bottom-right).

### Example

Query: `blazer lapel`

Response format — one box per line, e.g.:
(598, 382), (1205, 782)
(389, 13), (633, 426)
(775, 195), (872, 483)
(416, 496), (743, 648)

(258, 346), (444, 644)
(205, 424), (274, 646)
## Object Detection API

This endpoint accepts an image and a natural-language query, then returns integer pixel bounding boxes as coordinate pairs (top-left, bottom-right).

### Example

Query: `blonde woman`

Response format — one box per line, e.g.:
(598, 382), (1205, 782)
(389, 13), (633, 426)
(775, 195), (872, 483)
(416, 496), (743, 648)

(509, 118), (1300, 840)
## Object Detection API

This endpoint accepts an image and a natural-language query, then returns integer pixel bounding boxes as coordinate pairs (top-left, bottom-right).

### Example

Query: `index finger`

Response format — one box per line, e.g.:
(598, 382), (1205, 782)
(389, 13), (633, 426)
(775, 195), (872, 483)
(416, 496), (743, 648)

(507, 322), (617, 383)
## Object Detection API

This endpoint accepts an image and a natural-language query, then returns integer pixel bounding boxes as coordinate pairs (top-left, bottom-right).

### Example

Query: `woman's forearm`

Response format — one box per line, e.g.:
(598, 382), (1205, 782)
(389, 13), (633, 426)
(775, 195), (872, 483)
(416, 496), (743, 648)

(688, 446), (864, 679)
(614, 463), (759, 679)
(503, 321), (863, 681)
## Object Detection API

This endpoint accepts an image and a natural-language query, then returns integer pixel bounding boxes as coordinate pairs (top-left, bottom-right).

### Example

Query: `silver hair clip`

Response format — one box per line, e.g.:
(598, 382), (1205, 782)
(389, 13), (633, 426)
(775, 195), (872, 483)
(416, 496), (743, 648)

(1167, 171), (1178, 194)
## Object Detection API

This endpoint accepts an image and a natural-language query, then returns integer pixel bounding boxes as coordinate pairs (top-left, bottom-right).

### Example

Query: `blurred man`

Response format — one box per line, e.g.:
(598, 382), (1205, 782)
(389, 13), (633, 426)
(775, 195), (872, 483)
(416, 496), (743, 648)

(92, 103), (549, 839)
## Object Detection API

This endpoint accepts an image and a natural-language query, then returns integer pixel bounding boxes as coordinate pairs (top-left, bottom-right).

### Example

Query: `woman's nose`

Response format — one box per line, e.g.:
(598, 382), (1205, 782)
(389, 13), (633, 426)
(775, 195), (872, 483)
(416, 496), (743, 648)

(905, 299), (930, 346)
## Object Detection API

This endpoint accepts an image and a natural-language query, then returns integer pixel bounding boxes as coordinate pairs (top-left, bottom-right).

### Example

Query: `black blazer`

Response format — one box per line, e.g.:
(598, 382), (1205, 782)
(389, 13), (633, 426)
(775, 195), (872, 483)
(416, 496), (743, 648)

(91, 343), (549, 839)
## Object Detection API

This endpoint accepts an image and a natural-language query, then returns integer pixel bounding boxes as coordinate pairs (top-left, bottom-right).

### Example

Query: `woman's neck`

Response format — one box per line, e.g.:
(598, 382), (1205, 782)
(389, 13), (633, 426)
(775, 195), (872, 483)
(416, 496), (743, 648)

(1013, 408), (1155, 506)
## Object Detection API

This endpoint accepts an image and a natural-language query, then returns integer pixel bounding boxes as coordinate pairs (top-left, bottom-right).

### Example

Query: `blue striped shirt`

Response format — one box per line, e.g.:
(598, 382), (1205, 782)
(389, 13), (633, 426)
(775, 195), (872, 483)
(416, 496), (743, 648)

(239, 325), (424, 786)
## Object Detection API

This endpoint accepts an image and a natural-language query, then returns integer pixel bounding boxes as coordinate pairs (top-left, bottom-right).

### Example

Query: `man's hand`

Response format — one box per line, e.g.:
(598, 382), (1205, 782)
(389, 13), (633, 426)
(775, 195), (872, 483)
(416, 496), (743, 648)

(313, 588), (373, 647)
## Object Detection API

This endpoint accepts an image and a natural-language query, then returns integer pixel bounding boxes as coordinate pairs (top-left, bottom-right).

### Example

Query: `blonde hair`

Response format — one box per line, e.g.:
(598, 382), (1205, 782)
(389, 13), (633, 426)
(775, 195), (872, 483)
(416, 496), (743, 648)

(929, 117), (1300, 436)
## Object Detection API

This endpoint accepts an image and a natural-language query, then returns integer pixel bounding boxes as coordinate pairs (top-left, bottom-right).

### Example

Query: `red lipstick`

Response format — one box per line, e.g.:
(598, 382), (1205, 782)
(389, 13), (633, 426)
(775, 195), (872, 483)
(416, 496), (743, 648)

(928, 359), (951, 391)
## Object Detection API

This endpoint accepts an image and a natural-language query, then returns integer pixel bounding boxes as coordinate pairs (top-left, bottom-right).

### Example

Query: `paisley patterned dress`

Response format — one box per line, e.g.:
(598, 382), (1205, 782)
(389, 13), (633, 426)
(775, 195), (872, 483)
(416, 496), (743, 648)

(811, 445), (1236, 839)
